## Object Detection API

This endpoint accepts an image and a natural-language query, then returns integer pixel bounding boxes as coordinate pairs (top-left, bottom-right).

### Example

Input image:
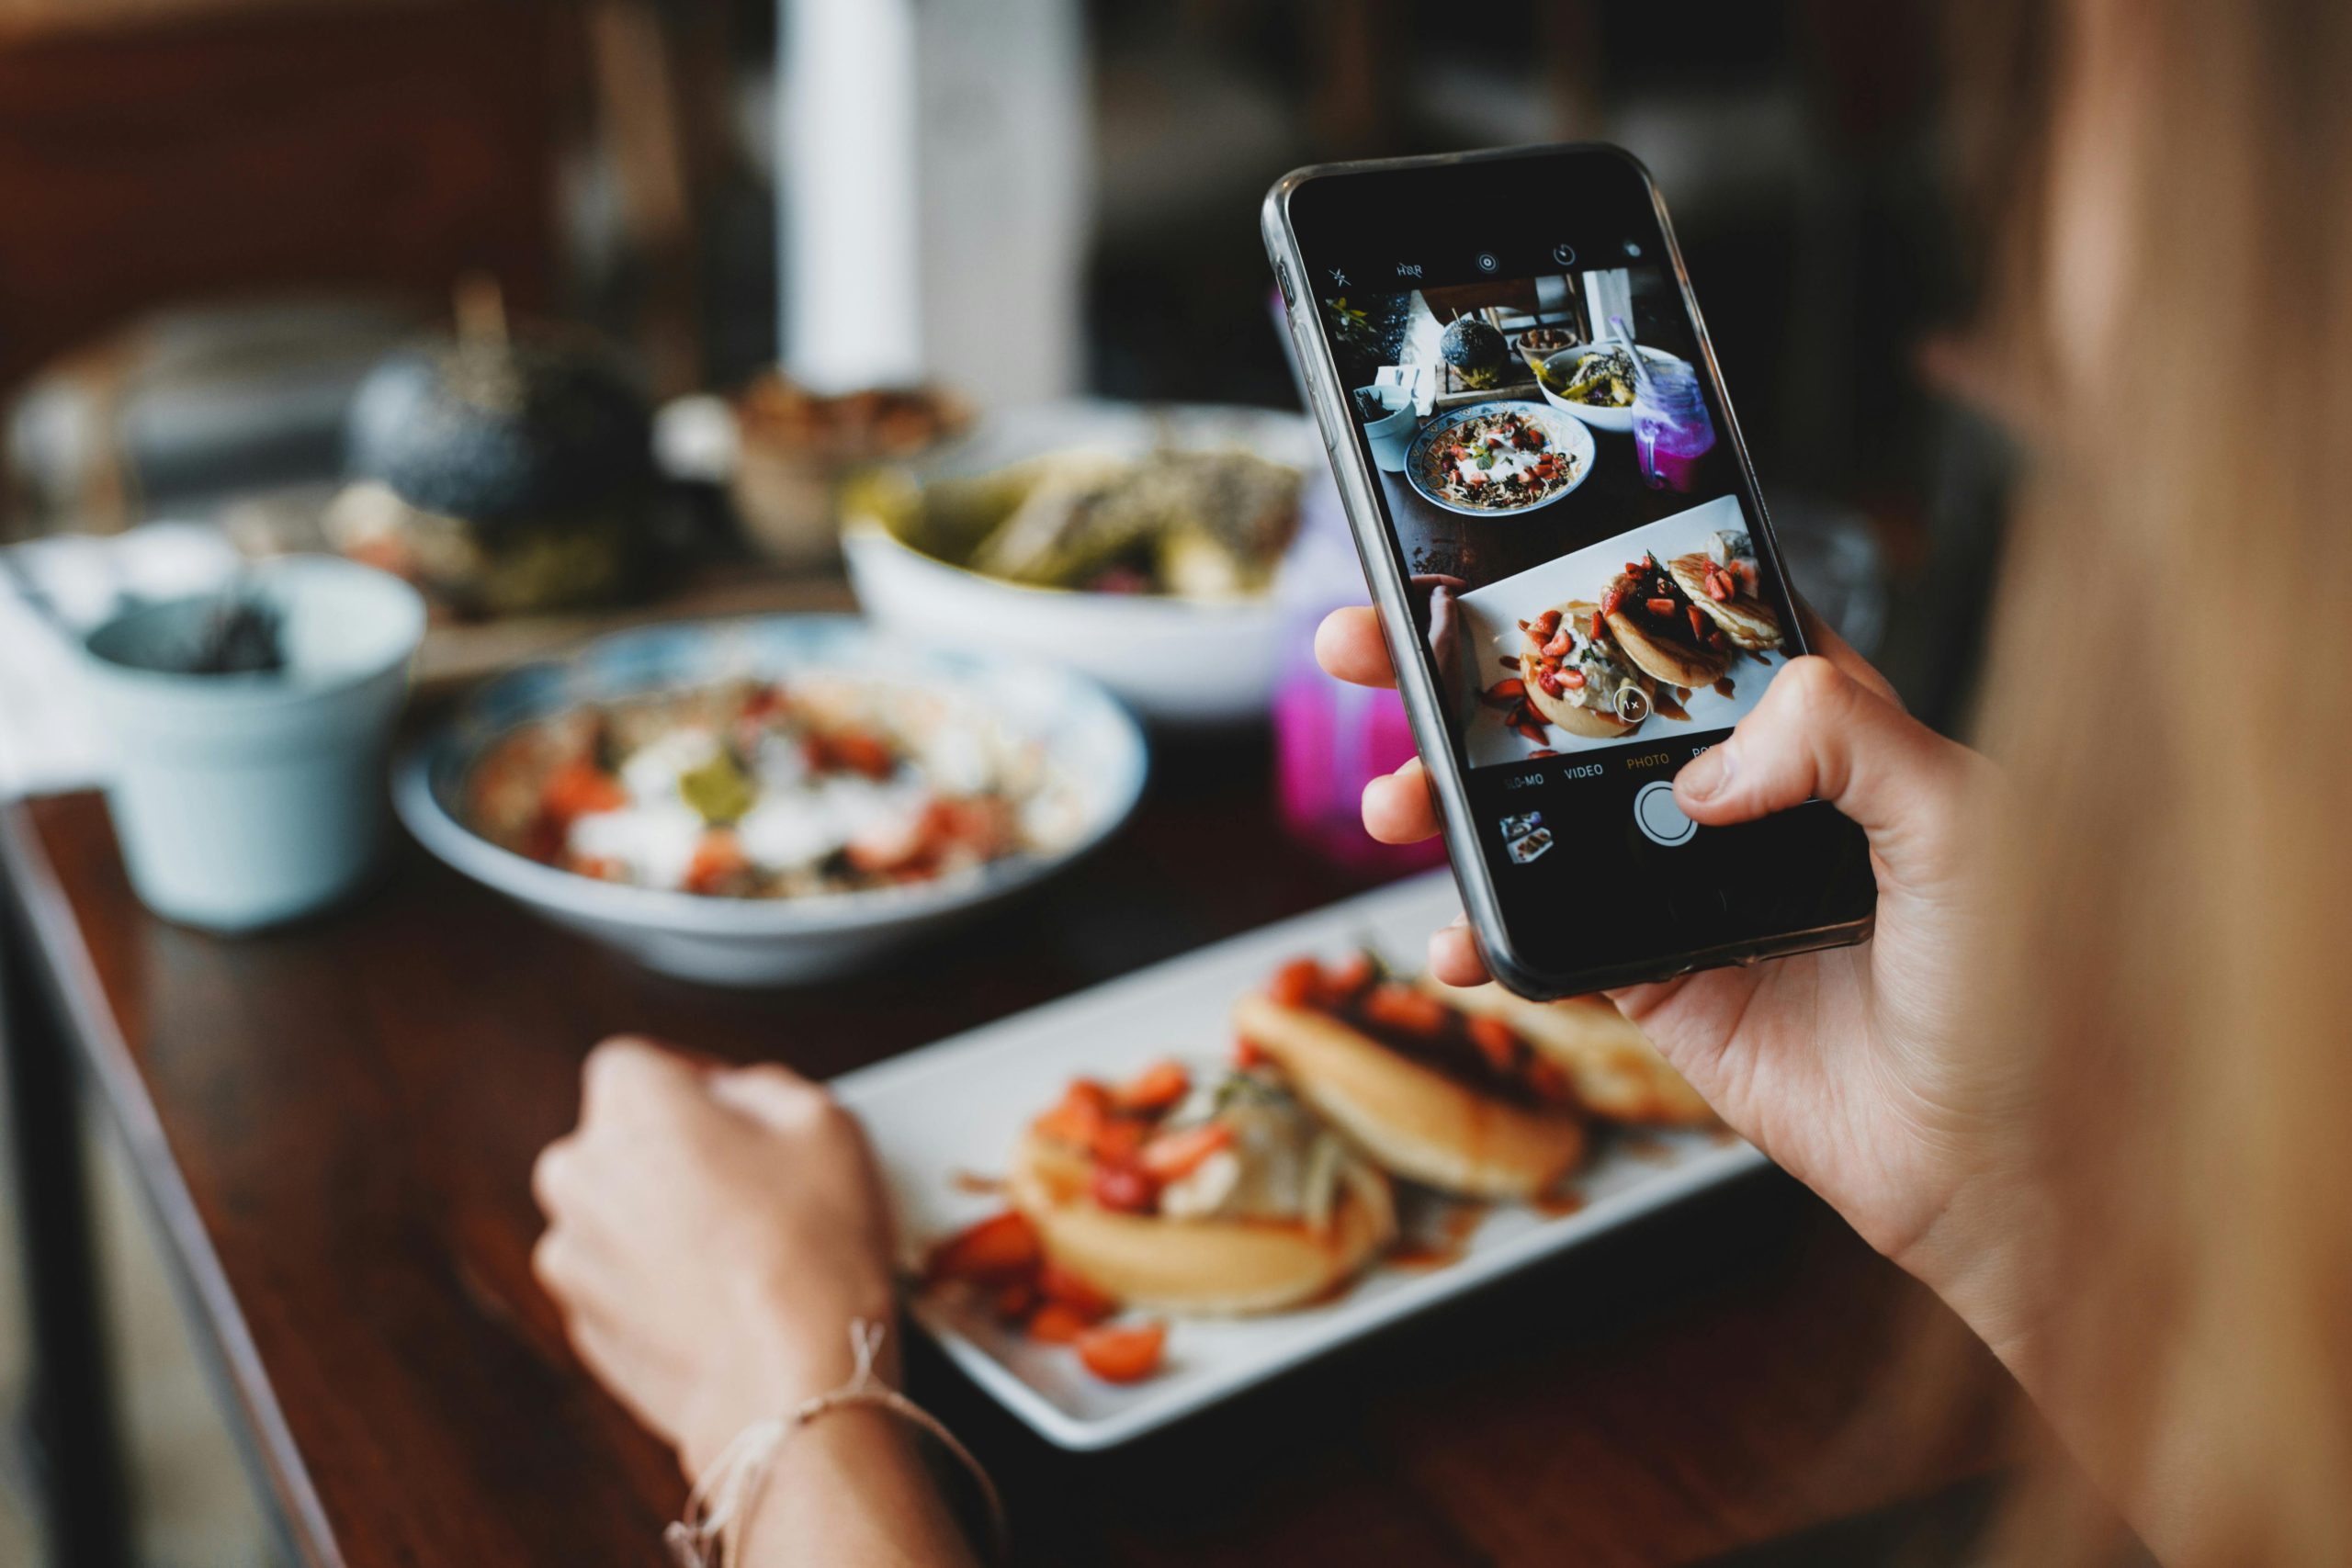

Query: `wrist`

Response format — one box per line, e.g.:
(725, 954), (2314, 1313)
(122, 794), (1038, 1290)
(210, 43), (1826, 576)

(1885, 1166), (2056, 1382)
(679, 1279), (899, 1480)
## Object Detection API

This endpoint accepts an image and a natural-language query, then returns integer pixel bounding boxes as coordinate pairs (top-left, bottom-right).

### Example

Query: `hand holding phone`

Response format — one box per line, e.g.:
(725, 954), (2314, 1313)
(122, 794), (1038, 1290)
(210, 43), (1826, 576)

(1314, 583), (2018, 1288)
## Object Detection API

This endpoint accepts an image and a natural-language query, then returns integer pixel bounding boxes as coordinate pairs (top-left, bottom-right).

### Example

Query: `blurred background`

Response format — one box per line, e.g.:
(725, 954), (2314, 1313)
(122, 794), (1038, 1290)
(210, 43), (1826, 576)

(0, 0), (2011, 1561)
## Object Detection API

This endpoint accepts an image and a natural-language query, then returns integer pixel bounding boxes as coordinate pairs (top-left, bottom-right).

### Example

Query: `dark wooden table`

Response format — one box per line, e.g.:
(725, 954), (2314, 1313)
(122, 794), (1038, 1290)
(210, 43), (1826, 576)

(0, 735), (2029, 1567)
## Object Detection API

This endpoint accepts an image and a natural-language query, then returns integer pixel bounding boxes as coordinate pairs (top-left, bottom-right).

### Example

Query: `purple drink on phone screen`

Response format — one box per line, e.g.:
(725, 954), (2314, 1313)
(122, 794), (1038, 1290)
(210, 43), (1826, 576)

(1633, 360), (1716, 491)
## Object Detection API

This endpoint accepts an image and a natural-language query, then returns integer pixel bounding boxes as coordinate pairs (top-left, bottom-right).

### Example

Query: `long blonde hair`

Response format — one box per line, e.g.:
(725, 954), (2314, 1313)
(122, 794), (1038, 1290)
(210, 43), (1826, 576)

(1962, 0), (2352, 1560)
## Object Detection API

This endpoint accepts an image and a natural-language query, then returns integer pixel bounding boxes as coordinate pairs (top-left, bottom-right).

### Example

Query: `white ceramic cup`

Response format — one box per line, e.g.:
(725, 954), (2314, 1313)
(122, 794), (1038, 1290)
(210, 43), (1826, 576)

(1359, 391), (1419, 472)
(80, 556), (426, 931)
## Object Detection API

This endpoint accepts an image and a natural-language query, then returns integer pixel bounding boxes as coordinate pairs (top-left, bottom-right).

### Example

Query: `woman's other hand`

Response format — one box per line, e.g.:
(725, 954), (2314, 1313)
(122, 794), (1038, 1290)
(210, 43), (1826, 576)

(530, 1039), (898, 1479)
(1314, 608), (2031, 1357)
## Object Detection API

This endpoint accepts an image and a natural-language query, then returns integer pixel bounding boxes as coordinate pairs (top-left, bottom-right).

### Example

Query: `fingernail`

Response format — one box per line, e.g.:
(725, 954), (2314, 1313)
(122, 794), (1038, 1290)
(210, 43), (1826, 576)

(1678, 745), (1733, 804)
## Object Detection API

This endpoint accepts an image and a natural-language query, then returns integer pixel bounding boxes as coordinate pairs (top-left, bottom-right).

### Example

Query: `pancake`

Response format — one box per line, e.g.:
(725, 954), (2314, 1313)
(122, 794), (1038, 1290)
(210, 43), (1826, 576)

(1518, 598), (1653, 739)
(1006, 1125), (1396, 1315)
(1233, 991), (1589, 1200)
(1416, 978), (1715, 1126)
(1602, 568), (1732, 688)
(1667, 553), (1782, 654)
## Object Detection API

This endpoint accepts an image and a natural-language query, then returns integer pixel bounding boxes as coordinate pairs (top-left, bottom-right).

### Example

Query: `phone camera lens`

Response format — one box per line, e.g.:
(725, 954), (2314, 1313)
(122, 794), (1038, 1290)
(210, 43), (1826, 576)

(1623, 241), (1644, 258)
(1476, 252), (1499, 274)
(1551, 243), (1575, 266)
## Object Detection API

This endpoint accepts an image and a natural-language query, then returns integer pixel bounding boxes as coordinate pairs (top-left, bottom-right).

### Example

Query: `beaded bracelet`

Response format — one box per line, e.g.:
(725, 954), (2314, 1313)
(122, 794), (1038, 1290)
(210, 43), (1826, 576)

(663, 1320), (1007, 1568)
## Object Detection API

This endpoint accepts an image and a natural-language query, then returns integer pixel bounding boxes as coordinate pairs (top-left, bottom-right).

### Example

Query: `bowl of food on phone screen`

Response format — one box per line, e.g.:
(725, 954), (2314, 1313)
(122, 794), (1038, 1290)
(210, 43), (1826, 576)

(1532, 344), (1691, 434)
(1404, 400), (1595, 517)
(840, 401), (1317, 726)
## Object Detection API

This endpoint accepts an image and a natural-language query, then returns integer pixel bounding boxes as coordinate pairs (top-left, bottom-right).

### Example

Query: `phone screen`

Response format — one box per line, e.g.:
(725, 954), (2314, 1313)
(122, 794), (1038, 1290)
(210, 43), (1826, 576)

(1279, 149), (1873, 990)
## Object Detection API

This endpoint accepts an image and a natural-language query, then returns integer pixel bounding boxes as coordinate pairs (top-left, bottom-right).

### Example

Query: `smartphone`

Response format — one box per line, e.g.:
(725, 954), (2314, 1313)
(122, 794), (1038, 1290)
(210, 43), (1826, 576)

(1263, 144), (1875, 998)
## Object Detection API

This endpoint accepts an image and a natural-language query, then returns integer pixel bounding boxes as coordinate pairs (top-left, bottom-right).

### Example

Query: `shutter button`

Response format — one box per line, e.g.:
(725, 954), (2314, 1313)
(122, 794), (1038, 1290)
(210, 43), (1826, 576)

(1634, 780), (1697, 847)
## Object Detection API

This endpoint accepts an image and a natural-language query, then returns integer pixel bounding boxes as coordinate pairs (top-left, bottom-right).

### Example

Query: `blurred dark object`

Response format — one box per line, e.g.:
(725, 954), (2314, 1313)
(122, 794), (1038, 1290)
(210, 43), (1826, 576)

(4, 297), (430, 533)
(181, 587), (286, 675)
(326, 311), (657, 618)
(0, 0), (563, 535)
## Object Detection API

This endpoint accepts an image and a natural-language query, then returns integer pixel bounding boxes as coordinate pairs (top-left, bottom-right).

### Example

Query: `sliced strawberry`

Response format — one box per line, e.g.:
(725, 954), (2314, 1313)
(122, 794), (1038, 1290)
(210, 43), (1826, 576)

(1038, 1261), (1120, 1320)
(1076, 1321), (1168, 1383)
(924, 1212), (1041, 1286)
(1033, 1079), (1113, 1148)
(1111, 1059), (1190, 1114)
(1139, 1121), (1235, 1181)
(1362, 981), (1448, 1035)
(1268, 956), (1323, 1009)
(1026, 1302), (1091, 1345)
(1091, 1163), (1158, 1213)
(1088, 1116), (1149, 1166)
(1466, 1014), (1519, 1072)
(1526, 1058), (1574, 1103)
(1325, 951), (1377, 993)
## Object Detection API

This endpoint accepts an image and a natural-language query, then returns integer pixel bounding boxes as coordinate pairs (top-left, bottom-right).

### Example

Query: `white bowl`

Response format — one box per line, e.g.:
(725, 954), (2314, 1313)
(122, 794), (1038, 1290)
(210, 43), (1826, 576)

(393, 615), (1148, 986)
(842, 400), (1318, 727)
(1535, 345), (1690, 434)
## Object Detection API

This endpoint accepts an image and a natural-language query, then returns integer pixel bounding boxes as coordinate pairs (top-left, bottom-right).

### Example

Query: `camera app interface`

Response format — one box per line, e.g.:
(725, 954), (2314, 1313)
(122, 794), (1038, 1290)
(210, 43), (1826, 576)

(1316, 245), (1803, 895)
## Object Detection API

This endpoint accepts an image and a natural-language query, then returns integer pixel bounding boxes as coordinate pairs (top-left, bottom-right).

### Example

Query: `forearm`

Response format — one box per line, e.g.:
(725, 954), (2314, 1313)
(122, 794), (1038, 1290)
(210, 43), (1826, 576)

(1895, 1180), (2214, 1567)
(732, 1407), (982, 1568)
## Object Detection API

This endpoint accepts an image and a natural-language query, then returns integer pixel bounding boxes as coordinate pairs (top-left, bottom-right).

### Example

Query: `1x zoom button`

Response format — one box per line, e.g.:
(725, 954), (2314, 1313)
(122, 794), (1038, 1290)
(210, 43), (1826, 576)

(1634, 780), (1697, 847)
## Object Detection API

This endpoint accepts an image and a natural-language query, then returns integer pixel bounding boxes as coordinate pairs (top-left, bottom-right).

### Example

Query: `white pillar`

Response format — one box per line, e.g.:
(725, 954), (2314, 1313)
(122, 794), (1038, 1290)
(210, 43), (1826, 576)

(779, 0), (1089, 400)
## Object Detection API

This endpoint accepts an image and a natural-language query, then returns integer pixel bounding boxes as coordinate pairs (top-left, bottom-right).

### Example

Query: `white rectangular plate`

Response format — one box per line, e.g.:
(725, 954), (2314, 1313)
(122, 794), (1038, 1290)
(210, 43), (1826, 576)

(832, 871), (1764, 1450)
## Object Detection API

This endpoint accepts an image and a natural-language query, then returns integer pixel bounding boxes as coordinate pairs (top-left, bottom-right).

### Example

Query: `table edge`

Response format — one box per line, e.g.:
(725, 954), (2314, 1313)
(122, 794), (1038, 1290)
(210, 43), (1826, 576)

(1, 795), (346, 1568)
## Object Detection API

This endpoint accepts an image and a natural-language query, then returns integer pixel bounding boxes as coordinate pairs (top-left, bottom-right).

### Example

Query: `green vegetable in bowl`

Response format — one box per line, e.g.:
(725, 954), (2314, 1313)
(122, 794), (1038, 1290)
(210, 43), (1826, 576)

(678, 750), (756, 825)
(1558, 347), (1638, 408)
(867, 448), (1303, 599)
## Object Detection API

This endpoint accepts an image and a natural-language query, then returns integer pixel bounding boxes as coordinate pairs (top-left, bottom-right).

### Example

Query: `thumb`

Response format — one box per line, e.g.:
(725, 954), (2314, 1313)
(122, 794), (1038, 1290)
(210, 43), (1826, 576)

(1671, 656), (1984, 888)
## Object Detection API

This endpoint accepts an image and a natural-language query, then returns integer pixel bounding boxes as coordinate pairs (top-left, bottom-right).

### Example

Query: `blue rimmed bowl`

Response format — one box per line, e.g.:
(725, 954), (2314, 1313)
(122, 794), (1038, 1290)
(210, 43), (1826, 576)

(393, 615), (1148, 986)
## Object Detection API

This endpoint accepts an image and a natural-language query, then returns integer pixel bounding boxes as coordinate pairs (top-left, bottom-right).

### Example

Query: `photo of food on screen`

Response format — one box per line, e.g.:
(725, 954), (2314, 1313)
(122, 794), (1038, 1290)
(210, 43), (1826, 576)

(1319, 265), (1793, 767)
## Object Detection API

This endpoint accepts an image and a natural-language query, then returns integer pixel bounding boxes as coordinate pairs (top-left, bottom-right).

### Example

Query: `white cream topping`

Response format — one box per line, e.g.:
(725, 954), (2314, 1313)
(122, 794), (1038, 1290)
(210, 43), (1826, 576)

(568, 800), (708, 888)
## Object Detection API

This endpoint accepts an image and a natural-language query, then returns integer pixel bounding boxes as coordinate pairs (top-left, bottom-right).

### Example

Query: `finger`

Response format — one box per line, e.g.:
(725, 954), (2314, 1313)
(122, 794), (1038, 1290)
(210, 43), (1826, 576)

(530, 1134), (579, 1218)
(1791, 595), (1903, 711)
(1672, 655), (1980, 881)
(530, 1225), (589, 1302)
(709, 1063), (836, 1134)
(1361, 758), (1442, 844)
(1428, 919), (1489, 987)
(581, 1034), (698, 1119)
(1314, 606), (1397, 690)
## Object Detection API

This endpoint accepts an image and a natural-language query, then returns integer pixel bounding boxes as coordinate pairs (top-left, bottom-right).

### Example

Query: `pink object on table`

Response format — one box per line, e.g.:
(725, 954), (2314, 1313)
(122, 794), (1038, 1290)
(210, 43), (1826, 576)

(1274, 670), (1444, 874)
(1270, 490), (1447, 875)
